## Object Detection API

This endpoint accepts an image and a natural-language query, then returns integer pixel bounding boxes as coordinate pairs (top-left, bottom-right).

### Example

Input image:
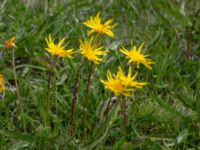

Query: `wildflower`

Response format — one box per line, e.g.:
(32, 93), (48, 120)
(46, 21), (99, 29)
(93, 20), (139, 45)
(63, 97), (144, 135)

(101, 71), (131, 96)
(120, 43), (155, 69)
(0, 73), (5, 93)
(4, 37), (16, 49)
(45, 35), (75, 58)
(84, 13), (116, 37)
(101, 66), (147, 96)
(80, 37), (108, 64)
(116, 66), (147, 88)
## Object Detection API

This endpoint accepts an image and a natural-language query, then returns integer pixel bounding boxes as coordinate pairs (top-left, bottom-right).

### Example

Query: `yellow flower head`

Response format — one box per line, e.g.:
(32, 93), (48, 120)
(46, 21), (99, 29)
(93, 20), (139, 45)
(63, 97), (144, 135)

(4, 37), (16, 49)
(45, 35), (75, 58)
(120, 43), (155, 69)
(101, 71), (131, 96)
(84, 13), (117, 37)
(101, 66), (147, 97)
(0, 73), (5, 93)
(116, 66), (147, 88)
(80, 37), (108, 64)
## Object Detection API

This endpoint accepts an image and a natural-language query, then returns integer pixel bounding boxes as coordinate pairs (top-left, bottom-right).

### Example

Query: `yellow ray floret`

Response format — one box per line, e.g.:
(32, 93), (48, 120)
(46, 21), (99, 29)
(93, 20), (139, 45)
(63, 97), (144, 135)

(45, 35), (75, 58)
(0, 73), (5, 93)
(120, 43), (155, 69)
(4, 37), (16, 49)
(84, 13), (117, 37)
(116, 66), (147, 88)
(80, 37), (108, 64)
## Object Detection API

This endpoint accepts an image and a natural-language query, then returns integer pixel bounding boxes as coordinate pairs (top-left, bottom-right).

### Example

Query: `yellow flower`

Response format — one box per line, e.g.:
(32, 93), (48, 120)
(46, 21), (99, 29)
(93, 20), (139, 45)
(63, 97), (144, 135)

(80, 37), (108, 64)
(0, 73), (5, 93)
(116, 66), (147, 88)
(4, 37), (16, 49)
(101, 71), (131, 96)
(101, 66), (147, 97)
(120, 43), (155, 69)
(84, 13), (116, 37)
(45, 35), (75, 58)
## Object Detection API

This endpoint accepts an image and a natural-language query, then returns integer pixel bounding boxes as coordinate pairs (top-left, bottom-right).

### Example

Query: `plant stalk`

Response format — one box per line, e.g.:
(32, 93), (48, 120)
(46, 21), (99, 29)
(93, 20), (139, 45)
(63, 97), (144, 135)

(83, 62), (93, 144)
(70, 58), (85, 138)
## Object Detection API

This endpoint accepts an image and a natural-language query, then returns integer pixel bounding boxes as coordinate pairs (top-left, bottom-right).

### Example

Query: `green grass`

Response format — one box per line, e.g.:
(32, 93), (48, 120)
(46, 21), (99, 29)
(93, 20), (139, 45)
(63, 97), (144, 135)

(0, 0), (200, 149)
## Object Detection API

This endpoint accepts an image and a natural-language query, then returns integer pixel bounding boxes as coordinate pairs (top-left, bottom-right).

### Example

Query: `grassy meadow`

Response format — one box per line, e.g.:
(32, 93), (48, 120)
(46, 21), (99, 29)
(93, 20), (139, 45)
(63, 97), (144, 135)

(0, 0), (200, 149)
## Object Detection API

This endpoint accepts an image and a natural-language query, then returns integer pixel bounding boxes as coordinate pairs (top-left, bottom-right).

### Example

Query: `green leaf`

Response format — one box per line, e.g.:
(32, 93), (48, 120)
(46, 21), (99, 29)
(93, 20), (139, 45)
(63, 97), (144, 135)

(9, 141), (31, 150)
(0, 130), (34, 142)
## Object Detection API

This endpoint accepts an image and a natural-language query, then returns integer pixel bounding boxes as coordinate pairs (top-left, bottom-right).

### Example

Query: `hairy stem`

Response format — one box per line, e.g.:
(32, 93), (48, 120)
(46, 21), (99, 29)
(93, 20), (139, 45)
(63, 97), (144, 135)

(83, 62), (93, 144)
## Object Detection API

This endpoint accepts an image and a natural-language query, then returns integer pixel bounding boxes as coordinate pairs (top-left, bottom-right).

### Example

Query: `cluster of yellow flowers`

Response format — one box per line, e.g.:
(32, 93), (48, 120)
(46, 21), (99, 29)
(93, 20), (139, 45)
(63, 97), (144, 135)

(42, 13), (154, 97)
(0, 12), (155, 139)
(1, 13), (154, 98)
(44, 13), (112, 64)
(101, 42), (155, 96)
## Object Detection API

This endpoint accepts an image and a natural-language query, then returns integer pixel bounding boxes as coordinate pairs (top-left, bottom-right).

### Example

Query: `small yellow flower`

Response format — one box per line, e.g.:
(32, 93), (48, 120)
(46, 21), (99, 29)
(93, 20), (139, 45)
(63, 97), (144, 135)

(116, 66), (147, 88)
(45, 35), (75, 58)
(101, 71), (131, 96)
(4, 37), (16, 49)
(0, 73), (5, 93)
(120, 43), (155, 69)
(80, 37), (108, 64)
(84, 13), (116, 37)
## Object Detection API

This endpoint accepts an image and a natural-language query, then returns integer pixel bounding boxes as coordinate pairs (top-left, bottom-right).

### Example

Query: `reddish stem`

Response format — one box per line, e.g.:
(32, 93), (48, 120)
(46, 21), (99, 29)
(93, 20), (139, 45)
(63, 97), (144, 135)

(83, 62), (93, 144)
(70, 79), (78, 137)
(70, 59), (85, 138)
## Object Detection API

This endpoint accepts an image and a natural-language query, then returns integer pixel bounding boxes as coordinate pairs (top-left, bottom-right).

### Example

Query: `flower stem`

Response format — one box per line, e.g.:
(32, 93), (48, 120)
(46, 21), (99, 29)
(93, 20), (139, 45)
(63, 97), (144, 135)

(83, 62), (93, 144)
(45, 56), (58, 127)
(70, 58), (85, 138)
